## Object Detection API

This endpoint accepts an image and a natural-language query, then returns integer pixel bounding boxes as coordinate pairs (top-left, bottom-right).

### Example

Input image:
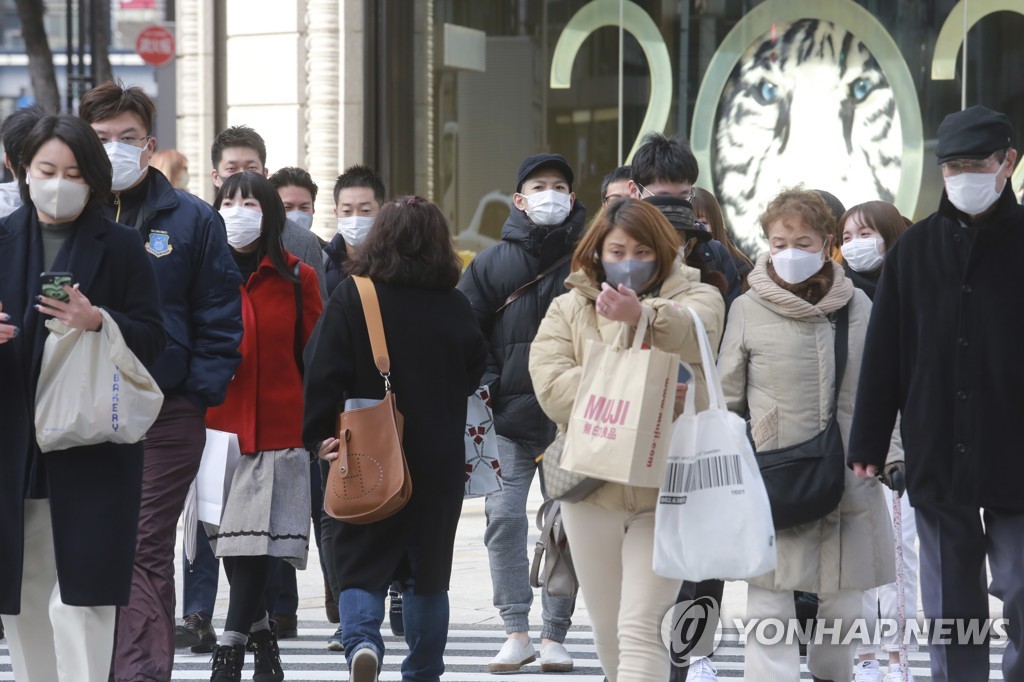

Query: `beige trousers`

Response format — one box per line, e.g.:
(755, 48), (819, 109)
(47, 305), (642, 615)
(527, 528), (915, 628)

(744, 584), (865, 681)
(560, 501), (682, 682)
(1, 498), (117, 682)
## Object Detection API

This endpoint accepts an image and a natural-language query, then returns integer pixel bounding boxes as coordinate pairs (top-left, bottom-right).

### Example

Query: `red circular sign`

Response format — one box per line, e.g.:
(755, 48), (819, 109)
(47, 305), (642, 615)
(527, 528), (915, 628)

(136, 26), (175, 66)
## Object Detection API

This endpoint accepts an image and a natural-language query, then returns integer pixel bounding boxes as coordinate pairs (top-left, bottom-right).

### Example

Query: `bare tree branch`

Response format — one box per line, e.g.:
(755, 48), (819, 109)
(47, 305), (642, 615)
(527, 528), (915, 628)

(14, 0), (60, 112)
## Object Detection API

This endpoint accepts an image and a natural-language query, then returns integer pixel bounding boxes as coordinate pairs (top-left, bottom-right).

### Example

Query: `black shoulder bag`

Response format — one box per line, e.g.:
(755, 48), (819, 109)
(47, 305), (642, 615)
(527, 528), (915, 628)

(292, 262), (304, 376)
(755, 304), (848, 530)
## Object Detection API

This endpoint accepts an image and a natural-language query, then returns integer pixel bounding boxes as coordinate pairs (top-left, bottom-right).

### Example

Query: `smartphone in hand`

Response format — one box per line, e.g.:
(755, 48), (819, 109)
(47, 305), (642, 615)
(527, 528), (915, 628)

(39, 272), (74, 303)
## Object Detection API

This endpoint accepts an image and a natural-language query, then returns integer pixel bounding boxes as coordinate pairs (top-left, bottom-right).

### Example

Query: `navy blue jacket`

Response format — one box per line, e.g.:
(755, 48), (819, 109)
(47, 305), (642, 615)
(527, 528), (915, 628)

(102, 169), (242, 409)
(0, 204), (165, 611)
(458, 202), (587, 445)
(849, 185), (1024, 510)
(322, 232), (350, 297)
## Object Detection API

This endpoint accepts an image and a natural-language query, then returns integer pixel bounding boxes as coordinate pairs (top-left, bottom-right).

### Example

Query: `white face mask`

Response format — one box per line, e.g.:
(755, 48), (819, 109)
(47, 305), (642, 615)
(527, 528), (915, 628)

(104, 140), (147, 192)
(287, 210), (314, 231)
(28, 176), (91, 221)
(771, 247), (825, 284)
(523, 189), (572, 226)
(944, 162), (1005, 215)
(841, 237), (885, 273)
(219, 205), (263, 249)
(337, 215), (374, 247)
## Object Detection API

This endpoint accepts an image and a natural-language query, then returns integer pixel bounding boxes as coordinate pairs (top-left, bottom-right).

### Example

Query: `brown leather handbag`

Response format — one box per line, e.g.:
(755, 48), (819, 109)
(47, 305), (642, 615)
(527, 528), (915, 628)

(323, 277), (412, 524)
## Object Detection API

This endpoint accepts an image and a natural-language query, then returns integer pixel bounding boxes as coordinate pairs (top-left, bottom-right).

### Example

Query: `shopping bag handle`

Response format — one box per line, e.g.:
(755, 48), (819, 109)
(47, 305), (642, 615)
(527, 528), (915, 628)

(613, 305), (652, 351)
(683, 309), (727, 414)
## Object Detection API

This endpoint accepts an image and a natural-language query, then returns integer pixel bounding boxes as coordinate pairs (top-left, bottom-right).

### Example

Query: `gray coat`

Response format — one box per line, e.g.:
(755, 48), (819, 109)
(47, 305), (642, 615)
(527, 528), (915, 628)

(282, 219), (328, 303)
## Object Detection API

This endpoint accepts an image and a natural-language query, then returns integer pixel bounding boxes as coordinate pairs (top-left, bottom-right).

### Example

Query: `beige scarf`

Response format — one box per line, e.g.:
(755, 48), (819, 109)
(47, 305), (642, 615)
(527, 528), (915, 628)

(747, 254), (854, 319)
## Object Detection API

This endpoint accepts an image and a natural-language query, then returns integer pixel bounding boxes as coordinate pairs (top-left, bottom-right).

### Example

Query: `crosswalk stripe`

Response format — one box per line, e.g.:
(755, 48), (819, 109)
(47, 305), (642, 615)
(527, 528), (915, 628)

(1, 625), (1008, 680)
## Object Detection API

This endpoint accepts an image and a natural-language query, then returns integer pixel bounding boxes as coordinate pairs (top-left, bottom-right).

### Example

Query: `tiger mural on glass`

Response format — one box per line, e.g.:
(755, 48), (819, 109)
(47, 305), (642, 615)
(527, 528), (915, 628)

(713, 19), (902, 256)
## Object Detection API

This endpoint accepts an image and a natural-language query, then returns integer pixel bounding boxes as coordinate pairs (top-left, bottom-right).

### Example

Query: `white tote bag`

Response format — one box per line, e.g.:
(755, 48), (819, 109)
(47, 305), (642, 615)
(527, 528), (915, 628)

(464, 385), (503, 498)
(35, 311), (164, 453)
(653, 309), (776, 581)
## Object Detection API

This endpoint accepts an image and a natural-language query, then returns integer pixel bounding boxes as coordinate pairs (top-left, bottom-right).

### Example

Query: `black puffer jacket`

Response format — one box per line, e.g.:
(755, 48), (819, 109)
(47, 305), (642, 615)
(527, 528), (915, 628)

(459, 202), (587, 445)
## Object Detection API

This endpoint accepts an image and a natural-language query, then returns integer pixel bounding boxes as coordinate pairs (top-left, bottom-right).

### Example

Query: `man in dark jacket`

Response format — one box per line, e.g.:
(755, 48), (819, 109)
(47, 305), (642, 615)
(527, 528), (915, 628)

(322, 164), (385, 296)
(458, 153), (585, 673)
(78, 82), (244, 682)
(850, 106), (1024, 682)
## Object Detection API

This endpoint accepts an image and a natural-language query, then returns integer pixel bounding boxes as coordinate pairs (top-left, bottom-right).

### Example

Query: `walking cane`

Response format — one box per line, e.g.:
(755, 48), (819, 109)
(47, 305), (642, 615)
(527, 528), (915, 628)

(890, 468), (910, 682)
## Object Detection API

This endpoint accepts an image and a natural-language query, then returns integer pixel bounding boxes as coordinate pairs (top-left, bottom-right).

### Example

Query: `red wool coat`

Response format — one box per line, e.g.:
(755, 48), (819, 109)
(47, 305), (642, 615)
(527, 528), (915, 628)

(207, 253), (322, 454)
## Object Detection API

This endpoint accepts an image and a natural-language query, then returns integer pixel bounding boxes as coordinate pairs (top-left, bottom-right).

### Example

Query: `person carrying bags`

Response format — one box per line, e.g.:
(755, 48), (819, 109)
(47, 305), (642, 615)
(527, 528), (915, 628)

(529, 198), (724, 682)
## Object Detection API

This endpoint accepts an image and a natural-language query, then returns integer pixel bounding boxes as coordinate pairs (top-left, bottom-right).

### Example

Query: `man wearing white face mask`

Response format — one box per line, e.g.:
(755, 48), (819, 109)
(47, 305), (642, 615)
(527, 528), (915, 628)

(458, 153), (586, 674)
(321, 165), (385, 297)
(78, 82), (245, 682)
(850, 106), (1024, 682)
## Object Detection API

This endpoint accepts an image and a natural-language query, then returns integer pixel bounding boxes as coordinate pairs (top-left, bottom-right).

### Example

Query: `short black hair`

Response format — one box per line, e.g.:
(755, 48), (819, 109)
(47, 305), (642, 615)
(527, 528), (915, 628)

(630, 132), (699, 187)
(2, 105), (48, 174)
(333, 164), (385, 205)
(18, 114), (111, 207)
(600, 165), (632, 200)
(213, 171), (296, 283)
(211, 125), (267, 169)
(269, 166), (318, 203)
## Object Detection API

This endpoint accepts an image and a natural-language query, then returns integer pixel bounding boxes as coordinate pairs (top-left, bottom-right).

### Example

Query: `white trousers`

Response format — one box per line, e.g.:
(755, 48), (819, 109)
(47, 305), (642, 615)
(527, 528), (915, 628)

(1, 498), (117, 682)
(859, 486), (920, 654)
(560, 502), (682, 682)
(744, 584), (864, 681)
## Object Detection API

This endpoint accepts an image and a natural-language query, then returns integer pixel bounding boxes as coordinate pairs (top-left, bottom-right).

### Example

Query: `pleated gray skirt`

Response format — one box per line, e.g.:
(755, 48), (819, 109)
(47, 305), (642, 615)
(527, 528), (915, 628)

(205, 447), (311, 570)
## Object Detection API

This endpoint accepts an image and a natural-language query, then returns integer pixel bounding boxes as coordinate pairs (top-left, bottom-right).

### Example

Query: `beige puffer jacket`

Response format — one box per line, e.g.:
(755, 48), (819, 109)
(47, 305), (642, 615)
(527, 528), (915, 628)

(529, 265), (726, 512)
(718, 256), (895, 592)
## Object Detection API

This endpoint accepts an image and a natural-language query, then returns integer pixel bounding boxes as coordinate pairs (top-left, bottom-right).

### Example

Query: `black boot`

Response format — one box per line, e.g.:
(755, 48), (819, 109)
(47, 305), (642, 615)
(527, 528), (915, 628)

(388, 583), (404, 636)
(210, 644), (245, 682)
(251, 627), (285, 682)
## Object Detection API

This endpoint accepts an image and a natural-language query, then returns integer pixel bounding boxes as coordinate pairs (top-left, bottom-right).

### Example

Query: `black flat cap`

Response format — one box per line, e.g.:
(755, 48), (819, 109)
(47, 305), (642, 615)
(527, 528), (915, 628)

(935, 106), (1013, 164)
(645, 195), (712, 242)
(515, 153), (574, 192)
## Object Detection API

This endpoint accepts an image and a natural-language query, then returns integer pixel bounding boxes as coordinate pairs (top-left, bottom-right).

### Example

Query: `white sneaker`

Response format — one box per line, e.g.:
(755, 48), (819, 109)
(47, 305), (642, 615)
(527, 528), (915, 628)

(350, 646), (379, 682)
(884, 663), (915, 682)
(685, 656), (719, 681)
(488, 637), (537, 673)
(854, 659), (884, 682)
(539, 640), (574, 673)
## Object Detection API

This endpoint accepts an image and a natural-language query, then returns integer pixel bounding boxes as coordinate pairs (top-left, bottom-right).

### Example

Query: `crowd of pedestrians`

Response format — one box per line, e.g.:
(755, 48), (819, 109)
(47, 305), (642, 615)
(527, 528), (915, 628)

(0, 80), (1021, 682)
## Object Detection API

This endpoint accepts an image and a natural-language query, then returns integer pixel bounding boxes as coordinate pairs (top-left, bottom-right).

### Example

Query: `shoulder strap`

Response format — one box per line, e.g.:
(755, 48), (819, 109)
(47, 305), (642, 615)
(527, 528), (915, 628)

(293, 262), (304, 376)
(495, 253), (572, 315)
(352, 276), (391, 376)
(832, 304), (849, 403)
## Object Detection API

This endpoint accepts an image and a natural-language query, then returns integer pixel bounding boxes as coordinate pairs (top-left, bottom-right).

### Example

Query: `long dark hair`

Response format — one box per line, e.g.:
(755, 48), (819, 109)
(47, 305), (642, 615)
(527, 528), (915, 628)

(347, 195), (462, 291)
(18, 114), (112, 207)
(214, 171), (297, 282)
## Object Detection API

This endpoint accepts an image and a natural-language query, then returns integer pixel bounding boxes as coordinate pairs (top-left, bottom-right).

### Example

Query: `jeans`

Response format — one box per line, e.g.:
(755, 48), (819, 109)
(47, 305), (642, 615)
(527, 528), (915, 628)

(340, 586), (450, 681)
(181, 522), (218, 619)
(484, 436), (574, 641)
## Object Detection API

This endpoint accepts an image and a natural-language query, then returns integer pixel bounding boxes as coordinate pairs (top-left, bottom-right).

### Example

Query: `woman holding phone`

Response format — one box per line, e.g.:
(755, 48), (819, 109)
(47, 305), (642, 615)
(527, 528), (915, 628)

(0, 114), (165, 682)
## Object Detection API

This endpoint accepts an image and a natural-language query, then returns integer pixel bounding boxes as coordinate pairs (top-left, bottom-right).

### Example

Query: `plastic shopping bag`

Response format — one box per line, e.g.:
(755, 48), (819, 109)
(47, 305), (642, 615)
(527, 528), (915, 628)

(465, 385), (503, 498)
(653, 309), (776, 581)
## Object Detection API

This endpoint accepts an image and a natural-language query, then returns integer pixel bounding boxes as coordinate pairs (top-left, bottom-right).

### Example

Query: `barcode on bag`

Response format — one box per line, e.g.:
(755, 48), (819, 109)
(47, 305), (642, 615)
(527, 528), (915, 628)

(664, 455), (743, 494)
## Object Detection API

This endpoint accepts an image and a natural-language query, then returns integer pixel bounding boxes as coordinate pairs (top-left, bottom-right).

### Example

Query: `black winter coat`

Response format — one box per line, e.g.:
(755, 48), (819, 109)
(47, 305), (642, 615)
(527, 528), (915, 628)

(0, 205), (166, 612)
(303, 278), (486, 593)
(849, 186), (1024, 510)
(457, 203), (587, 445)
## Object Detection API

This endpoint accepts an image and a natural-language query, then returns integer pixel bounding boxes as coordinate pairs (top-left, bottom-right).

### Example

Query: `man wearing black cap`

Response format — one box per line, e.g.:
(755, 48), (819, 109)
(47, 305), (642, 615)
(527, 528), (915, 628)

(850, 105), (1023, 682)
(459, 153), (586, 674)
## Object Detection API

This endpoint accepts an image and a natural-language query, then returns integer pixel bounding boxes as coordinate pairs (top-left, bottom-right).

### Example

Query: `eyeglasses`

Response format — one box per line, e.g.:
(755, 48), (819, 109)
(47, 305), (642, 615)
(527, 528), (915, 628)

(98, 135), (151, 148)
(941, 152), (1002, 175)
(638, 183), (692, 201)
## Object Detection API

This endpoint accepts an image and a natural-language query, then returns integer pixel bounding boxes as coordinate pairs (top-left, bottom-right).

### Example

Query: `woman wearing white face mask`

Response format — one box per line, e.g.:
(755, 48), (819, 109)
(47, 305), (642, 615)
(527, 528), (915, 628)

(205, 171), (324, 681)
(0, 114), (165, 682)
(837, 202), (920, 682)
(717, 188), (895, 682)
